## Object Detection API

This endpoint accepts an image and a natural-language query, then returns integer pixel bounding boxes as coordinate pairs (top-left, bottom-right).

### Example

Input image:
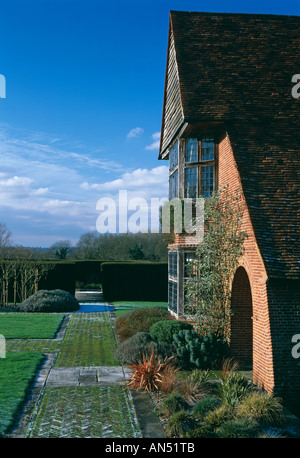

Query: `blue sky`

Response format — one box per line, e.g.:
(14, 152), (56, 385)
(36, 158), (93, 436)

(0, 0), (299, 247)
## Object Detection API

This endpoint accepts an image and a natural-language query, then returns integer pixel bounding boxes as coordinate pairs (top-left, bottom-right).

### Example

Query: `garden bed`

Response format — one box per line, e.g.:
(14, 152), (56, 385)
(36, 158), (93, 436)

(114, 307), (300, 438)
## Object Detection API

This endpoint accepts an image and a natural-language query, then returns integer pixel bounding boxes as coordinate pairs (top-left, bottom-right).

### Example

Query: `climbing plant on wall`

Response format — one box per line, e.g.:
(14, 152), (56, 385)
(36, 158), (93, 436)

(185, 186), (248, 342)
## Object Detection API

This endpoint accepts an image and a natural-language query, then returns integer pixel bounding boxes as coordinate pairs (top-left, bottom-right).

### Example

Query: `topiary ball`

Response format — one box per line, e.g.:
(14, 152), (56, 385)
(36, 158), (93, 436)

(19, 289), (80, 313)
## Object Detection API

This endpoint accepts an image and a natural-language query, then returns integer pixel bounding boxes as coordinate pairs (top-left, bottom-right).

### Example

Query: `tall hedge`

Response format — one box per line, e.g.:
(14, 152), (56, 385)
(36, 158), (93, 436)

(38, 261), (76, 294)
(101, 261), (168, 301)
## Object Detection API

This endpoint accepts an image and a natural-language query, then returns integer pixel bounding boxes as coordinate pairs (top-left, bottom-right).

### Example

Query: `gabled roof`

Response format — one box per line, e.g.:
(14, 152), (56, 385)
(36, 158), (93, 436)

(159, 11), (300, 279)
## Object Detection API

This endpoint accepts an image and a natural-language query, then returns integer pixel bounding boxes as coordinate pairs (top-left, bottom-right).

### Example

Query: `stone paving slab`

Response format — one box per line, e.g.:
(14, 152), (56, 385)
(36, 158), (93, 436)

(46, 366), (131, 387)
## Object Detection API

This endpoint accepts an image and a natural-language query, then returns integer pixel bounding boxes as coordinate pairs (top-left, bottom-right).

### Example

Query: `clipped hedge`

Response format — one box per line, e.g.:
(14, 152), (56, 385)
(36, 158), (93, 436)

(18, 289), (80, 313)
(101, 261), (168, 301)
(38, 261), (77, 294)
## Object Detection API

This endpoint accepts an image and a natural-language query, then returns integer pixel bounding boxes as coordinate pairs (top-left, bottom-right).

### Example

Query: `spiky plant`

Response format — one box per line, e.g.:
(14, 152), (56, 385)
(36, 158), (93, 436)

(158, 363), (180, 393)
(215, 416), (259, 438)
(221, 357), (239, 378)
(126, 349), (176, 392)
(217, 371), (253, 407)
(160, 393), (189, 417)
(188, 369), (210, 387)
(176, 378), (209, 405)
(166, 410), (197, 438)
(236, 391), (286, 427)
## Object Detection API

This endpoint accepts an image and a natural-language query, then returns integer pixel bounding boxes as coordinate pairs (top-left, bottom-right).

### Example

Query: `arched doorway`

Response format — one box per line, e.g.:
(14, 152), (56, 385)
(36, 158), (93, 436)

(230, 266), (253, 367)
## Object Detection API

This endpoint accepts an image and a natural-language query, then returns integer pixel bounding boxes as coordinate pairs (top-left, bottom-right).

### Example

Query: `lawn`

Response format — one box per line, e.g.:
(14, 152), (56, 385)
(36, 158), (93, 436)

(113, 301), (168, 318)
(0, 313), (64, 339)
(0, 352), (45, 435)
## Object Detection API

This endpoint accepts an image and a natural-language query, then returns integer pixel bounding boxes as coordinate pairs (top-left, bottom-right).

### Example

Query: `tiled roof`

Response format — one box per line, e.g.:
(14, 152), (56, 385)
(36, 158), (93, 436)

(162, 11), (300, 278)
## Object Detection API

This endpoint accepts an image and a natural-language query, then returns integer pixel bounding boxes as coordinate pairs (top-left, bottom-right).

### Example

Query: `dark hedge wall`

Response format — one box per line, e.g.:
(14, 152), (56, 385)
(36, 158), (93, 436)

(1, 260), (168, 301)
(101, 261), (168, 302)
(38, 261), (76, 294)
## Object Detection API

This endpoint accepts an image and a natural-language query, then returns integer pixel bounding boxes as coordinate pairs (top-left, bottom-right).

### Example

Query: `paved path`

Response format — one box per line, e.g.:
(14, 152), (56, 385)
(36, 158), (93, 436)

(7, 295), (165, 439)
(46, 366), (131, 387)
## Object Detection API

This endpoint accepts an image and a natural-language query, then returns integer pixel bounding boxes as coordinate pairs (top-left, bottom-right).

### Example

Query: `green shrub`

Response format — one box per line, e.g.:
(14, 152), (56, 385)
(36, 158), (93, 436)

(192, 396), (221, 419)
(116, 307), (171, 341)
(19, 289), (80, 313)
(150, 320), (193, 344)
(160, 393), (189, 417)
(236, 391), (286, 427)
(165, 410), (196, 437)
(217, 371), (253, 407)
(215, 416), (259, 438)
(114, 332), (175, 365)
(173, 330), (228, 370)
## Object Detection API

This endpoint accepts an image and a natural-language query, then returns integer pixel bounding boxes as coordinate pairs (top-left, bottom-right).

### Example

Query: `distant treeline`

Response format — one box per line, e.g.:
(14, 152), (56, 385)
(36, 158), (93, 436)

(2, 232), (168, 262)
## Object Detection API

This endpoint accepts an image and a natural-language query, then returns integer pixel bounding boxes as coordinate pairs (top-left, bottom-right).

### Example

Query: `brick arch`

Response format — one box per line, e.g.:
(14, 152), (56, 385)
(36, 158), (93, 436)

(230, 266), (253, 366)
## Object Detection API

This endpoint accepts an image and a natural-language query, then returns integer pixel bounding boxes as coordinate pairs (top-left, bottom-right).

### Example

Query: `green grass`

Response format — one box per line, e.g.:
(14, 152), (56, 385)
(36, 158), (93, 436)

(0, 313), (64, 339)
(54, 313), (119, 367)
(113, 301), (168, 318)
(0, 352), (45, 434)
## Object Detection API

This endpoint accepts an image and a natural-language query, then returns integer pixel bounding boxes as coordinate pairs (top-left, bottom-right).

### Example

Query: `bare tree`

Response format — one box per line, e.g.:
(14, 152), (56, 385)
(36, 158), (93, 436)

(0, 223), (12, 259)
(49, 240), (72, 260)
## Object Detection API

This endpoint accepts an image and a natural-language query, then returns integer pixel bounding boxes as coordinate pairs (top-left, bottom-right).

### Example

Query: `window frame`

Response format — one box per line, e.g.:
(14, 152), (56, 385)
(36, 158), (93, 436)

(169, 140), (179, 199)
(183, 138), (218, 198)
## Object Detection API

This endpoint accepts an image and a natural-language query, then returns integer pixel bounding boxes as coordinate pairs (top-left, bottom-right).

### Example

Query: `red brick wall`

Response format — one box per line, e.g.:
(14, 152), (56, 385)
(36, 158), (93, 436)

(219, 133), (275, 393)
(219, 133), (300, 404)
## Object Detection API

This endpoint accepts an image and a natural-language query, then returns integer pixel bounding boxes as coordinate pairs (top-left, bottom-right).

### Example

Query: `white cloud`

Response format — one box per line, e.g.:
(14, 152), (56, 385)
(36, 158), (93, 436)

(126, 127), (144, 138)
(81, 165), (168, 196)
(145, 131), (161, 150)
(0, 123), (166, 245)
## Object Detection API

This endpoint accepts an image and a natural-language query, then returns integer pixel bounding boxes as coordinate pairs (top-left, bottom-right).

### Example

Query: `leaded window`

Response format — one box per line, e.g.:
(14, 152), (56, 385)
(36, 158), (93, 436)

(184, 252), (197, 278)
(169, 140), (178, 172)
(184, 138), (216, 198)
(169, 140), (179, 199)
(168, 280), (178, 313)
(168, 251), (177, 278)
(185, 138), (198, 162)
(169, 169), (178, 199)
(184, 167), (197, 198)
(201, 165), (214, 197)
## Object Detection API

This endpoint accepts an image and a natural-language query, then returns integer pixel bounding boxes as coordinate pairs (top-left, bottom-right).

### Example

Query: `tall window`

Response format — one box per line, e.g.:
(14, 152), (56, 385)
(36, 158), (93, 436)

(184, 252), (197, 279)
(168, 251), (177, 278)
(168, 280), (178, 313)
(184, 138), (216, 198)
(169, 140), (179, 199)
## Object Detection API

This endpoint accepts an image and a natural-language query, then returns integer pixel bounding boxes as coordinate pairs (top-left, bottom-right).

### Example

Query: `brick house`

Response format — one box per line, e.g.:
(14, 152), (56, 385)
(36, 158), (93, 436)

(158, 11), (300, 407)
